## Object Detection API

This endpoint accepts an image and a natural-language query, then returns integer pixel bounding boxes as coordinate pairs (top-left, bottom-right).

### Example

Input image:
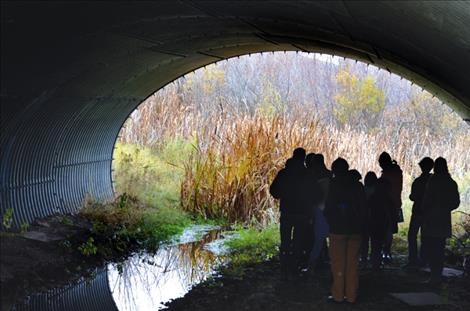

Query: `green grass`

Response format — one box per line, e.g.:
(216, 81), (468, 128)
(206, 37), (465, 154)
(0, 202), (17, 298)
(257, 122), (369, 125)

(113, 139), (195, 209)
(225, 224), (280, 265)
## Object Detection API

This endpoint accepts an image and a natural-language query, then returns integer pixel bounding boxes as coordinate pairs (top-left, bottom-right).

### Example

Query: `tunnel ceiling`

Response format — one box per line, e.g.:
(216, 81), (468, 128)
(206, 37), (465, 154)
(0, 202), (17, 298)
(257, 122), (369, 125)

(1, 1), (470, 225)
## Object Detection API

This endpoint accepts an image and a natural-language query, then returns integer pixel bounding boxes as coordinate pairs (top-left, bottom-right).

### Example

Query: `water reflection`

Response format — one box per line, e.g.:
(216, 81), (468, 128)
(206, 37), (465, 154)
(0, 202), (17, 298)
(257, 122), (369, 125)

(109, 227), (224, 310)
(11, 226), (225, 311)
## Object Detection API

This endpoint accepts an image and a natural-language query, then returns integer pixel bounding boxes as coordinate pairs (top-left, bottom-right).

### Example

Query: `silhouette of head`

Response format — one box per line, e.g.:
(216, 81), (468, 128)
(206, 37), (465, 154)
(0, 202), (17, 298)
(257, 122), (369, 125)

(418, 157), (434, 173)
(305, 153), (316, 169)
(349, 169), (362, 182)
(434, 157), (449, 175)
(379, 152), (392, 169)
(292, 147), (306, 162)
(331, 157), (349, 177)
(313, 154), (326, 168)
(285, 158), (295, 169)
(364, 171), (378, 186)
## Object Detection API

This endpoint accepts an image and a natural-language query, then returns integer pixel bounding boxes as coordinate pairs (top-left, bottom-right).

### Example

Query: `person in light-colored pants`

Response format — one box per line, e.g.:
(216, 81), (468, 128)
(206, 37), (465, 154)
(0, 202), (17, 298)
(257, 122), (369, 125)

(329, 234), (361, 303)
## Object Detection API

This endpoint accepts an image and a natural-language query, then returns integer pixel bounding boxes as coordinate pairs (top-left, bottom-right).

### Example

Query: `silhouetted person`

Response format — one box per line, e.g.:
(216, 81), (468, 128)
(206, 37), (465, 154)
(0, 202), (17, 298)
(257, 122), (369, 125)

(301, 153), (317, 271)
(368, 178), (394, 271)
(421, 157), (460, 285)
(293, 147), (307, 163)
(312, 153), (333, 181)
(325, 158), (365, 303)
(378, 152), (403, 263)
(305, 153), (329, 271)
(270, 148), (312, 279)
(349, 169), (363, 184)
(360, 171), (378, 265)
(406, 157), (434, 268)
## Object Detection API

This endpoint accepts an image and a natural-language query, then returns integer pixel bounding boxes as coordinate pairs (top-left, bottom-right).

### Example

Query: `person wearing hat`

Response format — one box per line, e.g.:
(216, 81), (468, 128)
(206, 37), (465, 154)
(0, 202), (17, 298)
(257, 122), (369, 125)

(406, 157), (434, 268)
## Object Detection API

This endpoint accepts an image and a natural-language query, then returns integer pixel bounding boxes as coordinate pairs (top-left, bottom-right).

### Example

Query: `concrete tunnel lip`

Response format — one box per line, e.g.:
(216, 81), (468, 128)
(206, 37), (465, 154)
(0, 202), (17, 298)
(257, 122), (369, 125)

(1, 1), (470, 226)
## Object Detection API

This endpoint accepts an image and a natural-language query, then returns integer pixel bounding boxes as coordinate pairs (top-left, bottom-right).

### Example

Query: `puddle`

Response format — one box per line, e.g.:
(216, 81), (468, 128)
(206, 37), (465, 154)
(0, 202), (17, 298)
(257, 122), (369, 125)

(11, 226), (228, 311)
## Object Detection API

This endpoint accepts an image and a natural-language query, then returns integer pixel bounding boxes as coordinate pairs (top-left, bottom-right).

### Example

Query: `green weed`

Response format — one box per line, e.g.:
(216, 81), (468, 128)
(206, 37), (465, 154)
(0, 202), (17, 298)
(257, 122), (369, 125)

(78, 237), (98, 256)
(2, 208), (13, 230)
(225, 224), (280, 265)
(20, 222), (29, 233)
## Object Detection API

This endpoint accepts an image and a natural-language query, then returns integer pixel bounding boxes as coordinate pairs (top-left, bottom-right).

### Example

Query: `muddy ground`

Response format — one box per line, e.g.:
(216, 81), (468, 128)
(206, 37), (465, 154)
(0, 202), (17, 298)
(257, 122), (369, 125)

(164, 260), (470, 311)
(0, 215), (112, 311)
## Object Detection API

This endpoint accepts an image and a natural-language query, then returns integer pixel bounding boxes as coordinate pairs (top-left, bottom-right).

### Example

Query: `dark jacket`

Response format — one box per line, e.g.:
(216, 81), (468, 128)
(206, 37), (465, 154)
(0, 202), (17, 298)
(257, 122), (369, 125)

(324, 175), (365, 235)
(368, 179), (394, 239)
(380, 163), (403, 233)
(421, 173), (460, 238)
(270, 162), (315, 217)
(409, 172), (432, 215)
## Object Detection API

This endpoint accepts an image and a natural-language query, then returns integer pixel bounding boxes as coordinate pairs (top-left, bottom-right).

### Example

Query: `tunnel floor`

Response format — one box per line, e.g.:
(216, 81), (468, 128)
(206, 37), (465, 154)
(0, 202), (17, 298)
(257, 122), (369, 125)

(164, 260), (470, 311)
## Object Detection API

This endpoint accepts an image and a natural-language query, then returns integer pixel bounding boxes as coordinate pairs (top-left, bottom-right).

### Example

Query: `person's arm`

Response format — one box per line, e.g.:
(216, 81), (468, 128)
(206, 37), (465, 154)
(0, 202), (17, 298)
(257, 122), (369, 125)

(269, 170), (284, 199)
(449, 180), (461, 211)
(421, 177), (433, 212)
(409, 178), (418, 202)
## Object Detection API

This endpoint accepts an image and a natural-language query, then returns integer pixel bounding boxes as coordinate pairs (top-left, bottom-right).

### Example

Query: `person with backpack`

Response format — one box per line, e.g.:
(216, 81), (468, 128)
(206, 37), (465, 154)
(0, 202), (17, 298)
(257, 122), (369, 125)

(324, 158), (366, 303)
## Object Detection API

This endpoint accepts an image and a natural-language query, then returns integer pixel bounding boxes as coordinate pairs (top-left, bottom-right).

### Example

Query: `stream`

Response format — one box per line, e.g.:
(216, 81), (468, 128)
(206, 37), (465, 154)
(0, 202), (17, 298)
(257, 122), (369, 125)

(11, 225), (228, 311)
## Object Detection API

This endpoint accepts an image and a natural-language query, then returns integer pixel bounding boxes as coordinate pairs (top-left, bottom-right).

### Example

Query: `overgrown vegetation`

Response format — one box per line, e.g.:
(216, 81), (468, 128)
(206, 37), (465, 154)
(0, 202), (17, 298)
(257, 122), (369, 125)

(79, 193), (190, 256)
(107, 52), (470, 264)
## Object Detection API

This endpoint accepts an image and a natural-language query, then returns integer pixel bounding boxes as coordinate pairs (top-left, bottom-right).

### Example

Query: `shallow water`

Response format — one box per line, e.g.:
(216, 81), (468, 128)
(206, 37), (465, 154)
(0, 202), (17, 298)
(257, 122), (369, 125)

(11, 225), (227, 311)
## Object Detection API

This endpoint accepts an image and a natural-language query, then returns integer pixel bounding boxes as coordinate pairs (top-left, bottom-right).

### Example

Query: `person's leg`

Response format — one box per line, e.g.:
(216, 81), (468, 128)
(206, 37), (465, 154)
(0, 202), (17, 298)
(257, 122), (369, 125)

(280, 215), (294, 279)
(416, 217), (425, 265)
(419, 232), (427, 266)
(371, 231), (386, 270)
(430, 237), (445, 283)
(360, 232), (369, 263)
(329, 234), (347, 302)
(407, 213), (419, 264)
(383, 230), (393, 263)
(309, 227), (323, 267)
(345, 235), (362, 303)
(309, 210), (328, 268)
(292, 216), (307, 272)
(300, 221), (315, 270)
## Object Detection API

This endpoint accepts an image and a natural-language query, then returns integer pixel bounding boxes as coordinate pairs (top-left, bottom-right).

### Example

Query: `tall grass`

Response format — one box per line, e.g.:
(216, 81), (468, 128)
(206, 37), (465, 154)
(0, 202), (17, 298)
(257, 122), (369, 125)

(178, 113), (470, 224)
(117, 74), (470, 226)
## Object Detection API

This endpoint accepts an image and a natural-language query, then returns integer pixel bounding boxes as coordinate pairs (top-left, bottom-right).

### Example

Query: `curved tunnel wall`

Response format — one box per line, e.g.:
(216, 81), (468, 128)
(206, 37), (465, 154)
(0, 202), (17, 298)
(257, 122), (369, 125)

(1, 1), (470, 226)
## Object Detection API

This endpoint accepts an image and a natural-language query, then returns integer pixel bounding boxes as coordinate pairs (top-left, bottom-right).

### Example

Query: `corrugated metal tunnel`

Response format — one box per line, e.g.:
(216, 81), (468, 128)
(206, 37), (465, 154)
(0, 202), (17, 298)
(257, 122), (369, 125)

(1, 1), (470, 226)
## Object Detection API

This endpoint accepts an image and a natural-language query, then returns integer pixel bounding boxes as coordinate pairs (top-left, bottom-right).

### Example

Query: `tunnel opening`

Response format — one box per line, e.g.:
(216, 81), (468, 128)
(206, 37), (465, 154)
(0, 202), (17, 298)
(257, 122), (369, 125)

(111, 51), (470, 228)
(71, 50), (470, 311)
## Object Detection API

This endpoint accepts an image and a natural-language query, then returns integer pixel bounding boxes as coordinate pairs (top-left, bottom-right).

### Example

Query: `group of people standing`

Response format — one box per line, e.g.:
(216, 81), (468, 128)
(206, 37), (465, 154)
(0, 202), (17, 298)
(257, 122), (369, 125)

(270, 148), (460, 304)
